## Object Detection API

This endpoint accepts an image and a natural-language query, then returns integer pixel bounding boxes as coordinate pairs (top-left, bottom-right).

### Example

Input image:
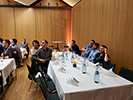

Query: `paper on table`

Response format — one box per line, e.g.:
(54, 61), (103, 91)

(66, 77), (79, 86)
(105, 68), (117, 77)
(58, 66), (66, 73)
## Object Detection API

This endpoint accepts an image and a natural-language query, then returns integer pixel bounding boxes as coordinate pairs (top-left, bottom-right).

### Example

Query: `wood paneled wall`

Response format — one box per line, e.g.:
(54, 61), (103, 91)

(0, 6), (71, 52)
(71, 0), (133, 73)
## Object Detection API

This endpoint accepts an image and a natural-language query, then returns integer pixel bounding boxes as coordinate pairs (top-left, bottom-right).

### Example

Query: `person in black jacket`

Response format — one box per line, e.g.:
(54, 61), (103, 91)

(92, 45), (110, 64)
(69, 40), (81, 55)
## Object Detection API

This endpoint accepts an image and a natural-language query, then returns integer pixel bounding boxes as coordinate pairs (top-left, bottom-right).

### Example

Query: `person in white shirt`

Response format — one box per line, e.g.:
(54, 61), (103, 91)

(31, 40), (40, 55)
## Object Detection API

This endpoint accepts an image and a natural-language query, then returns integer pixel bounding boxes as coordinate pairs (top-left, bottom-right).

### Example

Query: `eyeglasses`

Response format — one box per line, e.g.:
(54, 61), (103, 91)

(41, 42), (45, 44)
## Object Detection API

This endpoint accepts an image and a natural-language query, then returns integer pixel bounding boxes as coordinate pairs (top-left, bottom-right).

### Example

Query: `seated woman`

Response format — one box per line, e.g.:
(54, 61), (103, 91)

(31, 40), (40, 55)
(92, 45), (110, 64)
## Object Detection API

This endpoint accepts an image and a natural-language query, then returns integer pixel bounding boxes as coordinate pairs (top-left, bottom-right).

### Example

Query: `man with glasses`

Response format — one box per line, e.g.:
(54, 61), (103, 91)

(92, 45), (110, 64)
(31, 39), (52, 73)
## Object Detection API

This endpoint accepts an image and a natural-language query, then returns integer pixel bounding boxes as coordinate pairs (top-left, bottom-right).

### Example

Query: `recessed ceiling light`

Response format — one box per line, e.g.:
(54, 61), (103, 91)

(62, 0), (81, 7)
(14, 0), (37, 6)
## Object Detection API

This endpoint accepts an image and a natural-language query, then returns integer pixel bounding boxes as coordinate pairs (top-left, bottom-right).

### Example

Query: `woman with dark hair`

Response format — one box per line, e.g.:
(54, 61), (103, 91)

(31, 40), (40, 55)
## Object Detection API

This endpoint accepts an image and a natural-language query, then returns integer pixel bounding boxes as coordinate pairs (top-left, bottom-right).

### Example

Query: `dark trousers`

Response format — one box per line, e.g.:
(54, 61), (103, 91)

(40, 62), (49, 73)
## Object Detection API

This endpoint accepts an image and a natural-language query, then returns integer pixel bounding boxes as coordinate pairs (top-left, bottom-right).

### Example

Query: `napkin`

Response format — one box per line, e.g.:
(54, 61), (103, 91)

(58, 66), (66, 73)
(105, 68), (117, 77)
(35, 72), (42, 78)
(66, 77), (79, 86)
(53, 60), (60, 65)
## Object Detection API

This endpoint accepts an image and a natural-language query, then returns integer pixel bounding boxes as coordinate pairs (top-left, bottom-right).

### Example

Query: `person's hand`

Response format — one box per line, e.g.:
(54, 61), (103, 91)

(32, 46), (35, 49)
(105, 48), (107, 53)
(85, 50), (89, 54)
(82, 48), (85, 51)
(70, 44), (72, 48)
(1, 53), (3, 57)
(39, 59), (46, 63)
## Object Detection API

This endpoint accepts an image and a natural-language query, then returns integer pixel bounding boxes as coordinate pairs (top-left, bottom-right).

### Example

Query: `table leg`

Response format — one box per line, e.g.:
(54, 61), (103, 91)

(57, 43), (60, 51)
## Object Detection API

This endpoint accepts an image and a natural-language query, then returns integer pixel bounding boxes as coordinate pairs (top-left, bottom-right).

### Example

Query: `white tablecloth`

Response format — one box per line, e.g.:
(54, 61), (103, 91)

(20, 48), (27, 58)
(0, 58), (16, 85)
(48, 52), (133, 100)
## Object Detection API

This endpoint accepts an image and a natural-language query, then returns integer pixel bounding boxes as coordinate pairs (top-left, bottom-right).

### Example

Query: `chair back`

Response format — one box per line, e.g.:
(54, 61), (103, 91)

(38, 75), (48, 99)
(14, 51), (19, 65)
(39, 65), (47, 81)
(26, 62), (35, 81)
(118, 66), (133, 82)
(31, 60), (40, 75)
(103, 62), (116, 71)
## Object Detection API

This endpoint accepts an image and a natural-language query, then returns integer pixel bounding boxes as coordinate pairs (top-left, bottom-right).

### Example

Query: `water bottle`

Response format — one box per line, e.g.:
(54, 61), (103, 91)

(94, 65), (100, 83)
(71, 53), (74, 63)
(82, 59), (86, 74)
(63, 48), (65, 52)
(62, 49), (65, 63)
(65, 52), (68, 60)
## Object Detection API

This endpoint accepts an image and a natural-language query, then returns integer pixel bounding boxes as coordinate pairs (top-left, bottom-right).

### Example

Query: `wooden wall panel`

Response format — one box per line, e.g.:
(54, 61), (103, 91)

(0, 7), (15, 39)
(71, 0), (133, 73)
(51, 8), (71, 49)
(0, 4), (71, 54)
(15, 8), (36, 49)
(0, 8), (3, 38)
(35, 8), (52, 45)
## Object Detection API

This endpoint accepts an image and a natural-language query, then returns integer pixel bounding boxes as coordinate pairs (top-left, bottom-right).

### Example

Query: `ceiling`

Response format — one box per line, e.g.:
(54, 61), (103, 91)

(13, 0), (81, 7)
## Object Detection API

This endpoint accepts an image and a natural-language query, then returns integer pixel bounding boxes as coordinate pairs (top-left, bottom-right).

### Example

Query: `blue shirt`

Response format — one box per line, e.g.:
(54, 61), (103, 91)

(0, 43), (4, 52)
(87, 49), (100, 62)
(20, 42), (28, 48)
(82, 45), (93, 57)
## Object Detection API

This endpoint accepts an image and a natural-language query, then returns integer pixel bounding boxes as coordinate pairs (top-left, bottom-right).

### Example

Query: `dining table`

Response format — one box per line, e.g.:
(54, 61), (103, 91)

(48, 51), (133, 100)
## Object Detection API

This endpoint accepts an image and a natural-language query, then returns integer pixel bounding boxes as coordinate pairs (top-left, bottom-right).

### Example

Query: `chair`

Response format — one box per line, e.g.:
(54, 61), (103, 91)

(64, 46), (69, 48)
(103, 62), (116, 71)
(26, 62), (38, 91)
(24, 47), (29, 58)
(31, 60), (40, 75)
(38, 65), (51, 81)
(38, 75), (60, 100)
(118, 66), (133, 82)
(49, 46), (54, 48)
(53, 47), (58, 50)
(14, 51), (20, 66)
(39, 66), (56, 93)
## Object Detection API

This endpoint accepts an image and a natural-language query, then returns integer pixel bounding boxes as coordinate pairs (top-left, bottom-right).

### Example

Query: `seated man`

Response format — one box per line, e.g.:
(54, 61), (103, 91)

(1, 39), (14, 58)
(87, 43), (100, 62)
(10, 39), (22, 64)
(82, 40), (95, 57)
(20, 38), (29, 58)
(92, 45), (110, 64)
(31, 40), (40, 55)
(0, 38), (4, 55)
(69, 40), (81, 55)
(31, 39), (52, 73)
